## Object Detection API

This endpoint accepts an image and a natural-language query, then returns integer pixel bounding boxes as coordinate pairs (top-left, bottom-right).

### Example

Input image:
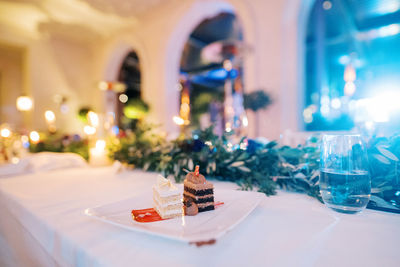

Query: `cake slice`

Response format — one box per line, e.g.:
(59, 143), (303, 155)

(183, 166), (214, 213)
(153, 175), (183, 219)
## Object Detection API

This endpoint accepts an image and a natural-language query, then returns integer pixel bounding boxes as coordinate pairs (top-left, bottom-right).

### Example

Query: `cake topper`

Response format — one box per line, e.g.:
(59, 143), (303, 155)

(186, 165), (205, 184)
(156, 174), (172, 189)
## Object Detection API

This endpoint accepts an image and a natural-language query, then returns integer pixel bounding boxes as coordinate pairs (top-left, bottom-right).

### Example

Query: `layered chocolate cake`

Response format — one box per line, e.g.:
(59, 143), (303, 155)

(183, 165), (214, 213)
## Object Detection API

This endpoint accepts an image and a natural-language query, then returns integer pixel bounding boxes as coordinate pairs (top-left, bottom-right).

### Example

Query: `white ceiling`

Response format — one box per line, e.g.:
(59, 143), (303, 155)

(83, 0), (165, 17)
(0, 0), (166, 40)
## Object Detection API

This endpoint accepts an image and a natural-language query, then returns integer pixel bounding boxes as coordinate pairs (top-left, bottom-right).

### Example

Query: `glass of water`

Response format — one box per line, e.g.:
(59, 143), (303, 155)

(320, 134), (371, 213)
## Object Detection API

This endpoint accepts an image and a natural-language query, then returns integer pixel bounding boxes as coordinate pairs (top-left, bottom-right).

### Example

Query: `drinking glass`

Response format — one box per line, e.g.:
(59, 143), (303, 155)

(320, 134), (371, 213)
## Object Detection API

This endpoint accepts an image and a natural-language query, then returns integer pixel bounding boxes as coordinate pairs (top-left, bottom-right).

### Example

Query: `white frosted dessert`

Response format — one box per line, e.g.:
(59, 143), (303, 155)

(153, 175), (183, 219)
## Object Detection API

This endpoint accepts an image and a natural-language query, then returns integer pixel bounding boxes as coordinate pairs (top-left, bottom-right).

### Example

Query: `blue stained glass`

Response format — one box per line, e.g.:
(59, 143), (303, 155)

(304, 0), (400, 131)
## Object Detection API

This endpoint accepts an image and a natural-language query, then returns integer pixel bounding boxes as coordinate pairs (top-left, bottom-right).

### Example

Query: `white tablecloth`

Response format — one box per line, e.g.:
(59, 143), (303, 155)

(0, 167), (399, 267)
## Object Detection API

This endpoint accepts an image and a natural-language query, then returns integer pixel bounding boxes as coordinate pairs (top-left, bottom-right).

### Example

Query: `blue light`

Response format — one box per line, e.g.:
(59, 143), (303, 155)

(338, 55), (350, 65)
(112, 125), (119, 135)
(375, 1), (400, 15)
(229, 69), (238, 79)
(208, 69), (227, 80)
(205, 68), (239, 80)
(378, 24), (400, 37)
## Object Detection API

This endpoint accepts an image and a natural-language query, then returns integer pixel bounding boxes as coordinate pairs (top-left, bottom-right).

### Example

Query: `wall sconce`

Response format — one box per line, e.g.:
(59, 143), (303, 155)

(16, 95), (34, 111)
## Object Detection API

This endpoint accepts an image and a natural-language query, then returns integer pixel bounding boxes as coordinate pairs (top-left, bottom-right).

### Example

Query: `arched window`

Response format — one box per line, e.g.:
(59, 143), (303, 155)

(118, 51), (141, 99)
(304, 0), (400, 132)
(117, 51), (147, 128)
(177, 12), (246, 134)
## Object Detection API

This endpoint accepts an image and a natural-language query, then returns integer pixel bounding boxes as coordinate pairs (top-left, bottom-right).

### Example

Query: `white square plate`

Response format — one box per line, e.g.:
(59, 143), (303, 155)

(84, 188), (264, 243)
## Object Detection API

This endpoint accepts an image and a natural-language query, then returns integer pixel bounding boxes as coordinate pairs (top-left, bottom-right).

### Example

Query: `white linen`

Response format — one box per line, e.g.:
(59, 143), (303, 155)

(0, 152), (87, 177)
(0, 167), (399, 267)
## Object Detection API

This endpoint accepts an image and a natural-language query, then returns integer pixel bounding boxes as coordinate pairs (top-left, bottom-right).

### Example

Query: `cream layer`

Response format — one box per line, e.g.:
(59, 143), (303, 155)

(153, 197), (183, 216)
(153, 189), (182, 207)
(196, 202), (214, 208)
(154, 205), (183, 218)
(153, 195), (182, 210)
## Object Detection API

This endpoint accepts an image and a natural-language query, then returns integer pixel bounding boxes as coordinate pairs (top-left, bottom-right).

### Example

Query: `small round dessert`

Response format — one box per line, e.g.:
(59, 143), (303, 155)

(184, 199), (198, 216)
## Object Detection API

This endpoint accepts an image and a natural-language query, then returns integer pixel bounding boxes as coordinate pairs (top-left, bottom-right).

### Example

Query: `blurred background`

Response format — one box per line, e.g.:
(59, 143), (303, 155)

(0, 0), (399, 144)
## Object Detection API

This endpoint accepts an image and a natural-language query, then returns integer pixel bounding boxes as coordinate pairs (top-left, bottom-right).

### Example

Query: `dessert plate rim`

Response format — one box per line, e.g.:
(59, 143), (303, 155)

(84, 188), (264, 243)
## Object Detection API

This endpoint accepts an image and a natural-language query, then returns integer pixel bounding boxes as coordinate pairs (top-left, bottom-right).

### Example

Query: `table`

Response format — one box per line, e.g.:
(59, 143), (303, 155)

(1, 166), (399, 267)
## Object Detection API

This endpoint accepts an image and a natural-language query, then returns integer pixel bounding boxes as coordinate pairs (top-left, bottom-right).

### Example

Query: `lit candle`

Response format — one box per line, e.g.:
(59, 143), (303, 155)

(89, 139), (110, 166)
(172, 116), (185, 126)
(44, 110), (56, 133)
(87, 111), (99, 128)
(29, 131), (40, 144)
(0, 127), (11, 138)
(83, 125), (96, 136)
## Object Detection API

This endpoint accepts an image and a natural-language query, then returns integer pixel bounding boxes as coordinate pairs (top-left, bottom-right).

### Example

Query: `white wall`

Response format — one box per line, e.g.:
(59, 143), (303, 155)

(97, 0), (305, 139)
(0, 0), (313, 140)
(0, 26), (101, 133)
(0, 44), (25, 128)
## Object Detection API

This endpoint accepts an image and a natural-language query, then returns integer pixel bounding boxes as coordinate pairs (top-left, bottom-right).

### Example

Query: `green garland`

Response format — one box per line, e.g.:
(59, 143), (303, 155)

(30, 134), (89, 160)
(27, 123), (399, 211)
(110, 123), (400, 211)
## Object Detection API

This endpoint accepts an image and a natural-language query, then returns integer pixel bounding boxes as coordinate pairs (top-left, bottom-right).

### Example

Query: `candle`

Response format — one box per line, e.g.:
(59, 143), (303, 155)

(83, 125), (96, 136)
(44, 110), (56, 133)
(0, 127), (11, 138)
(89, 139), (110, 166)
(29, 131), (40, 144)
(87, 111), (99, 128)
